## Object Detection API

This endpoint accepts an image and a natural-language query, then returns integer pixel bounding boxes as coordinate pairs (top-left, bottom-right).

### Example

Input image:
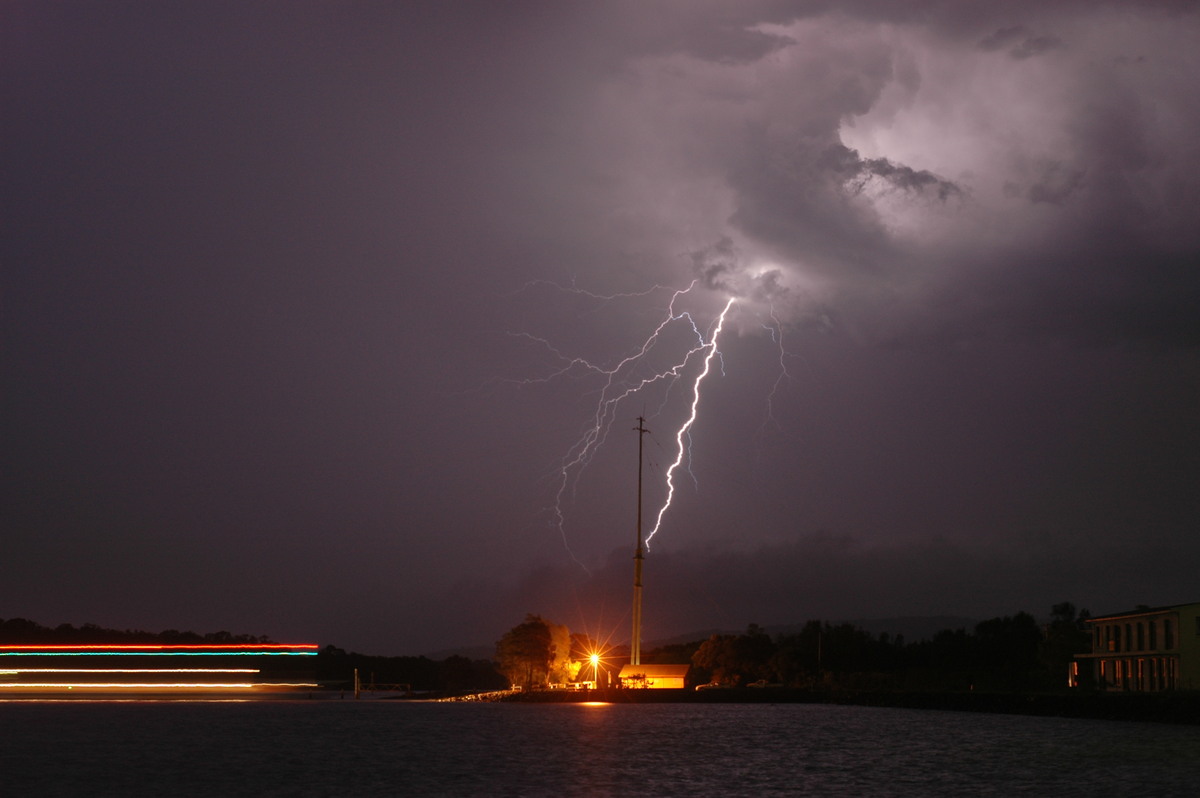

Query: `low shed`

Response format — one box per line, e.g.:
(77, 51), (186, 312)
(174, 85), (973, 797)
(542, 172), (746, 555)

(617, 663), (690, 689)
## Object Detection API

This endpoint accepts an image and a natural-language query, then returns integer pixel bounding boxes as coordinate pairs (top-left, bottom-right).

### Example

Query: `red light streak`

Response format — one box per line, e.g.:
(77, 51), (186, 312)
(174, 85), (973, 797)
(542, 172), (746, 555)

(0, 645), (321, 694)
(0, 644), (318, 651)
(3, 669), (260, 674)
(0, 682), (319, 689)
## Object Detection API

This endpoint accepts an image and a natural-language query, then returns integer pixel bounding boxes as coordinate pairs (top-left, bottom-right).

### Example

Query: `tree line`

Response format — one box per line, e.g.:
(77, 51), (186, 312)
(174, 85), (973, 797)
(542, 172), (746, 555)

(0, 617), (271, 644)
(678, 602), (1091, 691)
(495, 603), (1093, 693)
(315, 645), (508, 693)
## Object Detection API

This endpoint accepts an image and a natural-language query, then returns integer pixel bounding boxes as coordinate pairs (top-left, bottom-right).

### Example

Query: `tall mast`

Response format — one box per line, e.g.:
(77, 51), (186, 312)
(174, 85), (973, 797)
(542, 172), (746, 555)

(632, 416), (648, 666)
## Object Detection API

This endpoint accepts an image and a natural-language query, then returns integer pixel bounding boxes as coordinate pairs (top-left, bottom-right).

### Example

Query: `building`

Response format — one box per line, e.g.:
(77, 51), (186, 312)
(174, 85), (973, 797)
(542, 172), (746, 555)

(1075, 603), (1200, 691)
(617, 663), (691, 689)
(0, 642), (319, 696)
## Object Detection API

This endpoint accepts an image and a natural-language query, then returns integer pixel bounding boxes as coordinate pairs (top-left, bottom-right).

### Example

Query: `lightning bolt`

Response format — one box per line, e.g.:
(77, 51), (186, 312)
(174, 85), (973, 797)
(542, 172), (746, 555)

(760, 302), (795, 438)
(645, 296), (736, 548)
(538, 282), (711, 568)
(506, 275), (787, 566)
(508, 278), (670, 303)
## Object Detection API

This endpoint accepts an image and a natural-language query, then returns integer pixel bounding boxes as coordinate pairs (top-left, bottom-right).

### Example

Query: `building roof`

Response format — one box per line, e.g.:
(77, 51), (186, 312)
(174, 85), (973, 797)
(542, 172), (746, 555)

(1085, 602), (1200, 622)
(617, 664), (690, 679)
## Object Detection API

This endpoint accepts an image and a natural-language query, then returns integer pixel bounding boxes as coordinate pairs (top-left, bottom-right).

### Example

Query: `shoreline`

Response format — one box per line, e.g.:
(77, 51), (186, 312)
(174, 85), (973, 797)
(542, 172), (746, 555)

(5, 685), (1197, 725)
(498, 686), (1200, 724)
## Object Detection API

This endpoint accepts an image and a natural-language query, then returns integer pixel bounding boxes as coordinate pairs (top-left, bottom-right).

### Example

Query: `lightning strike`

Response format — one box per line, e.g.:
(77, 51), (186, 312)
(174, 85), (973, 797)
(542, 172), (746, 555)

(760, 303), (795, 438)
(644, 296), (736, 548)
(508, 263), (794, 567)
(509, 279), (670, 303)
(535, 281), (716, 569)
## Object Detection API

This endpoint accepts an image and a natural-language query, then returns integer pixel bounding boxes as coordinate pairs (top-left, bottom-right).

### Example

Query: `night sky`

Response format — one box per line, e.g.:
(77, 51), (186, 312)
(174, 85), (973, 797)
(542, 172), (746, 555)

(4, 1), (1199, 657)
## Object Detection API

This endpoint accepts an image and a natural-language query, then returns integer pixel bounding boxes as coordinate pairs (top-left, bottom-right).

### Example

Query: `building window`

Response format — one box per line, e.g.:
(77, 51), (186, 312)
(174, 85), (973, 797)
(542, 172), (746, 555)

(1137, 623), (1145, 651)
(1165, 619), (1174, 650)
(1125, 624), (1132, 652)
(1113, 625), (1121, 651)
(1149, 621), (1157, 650)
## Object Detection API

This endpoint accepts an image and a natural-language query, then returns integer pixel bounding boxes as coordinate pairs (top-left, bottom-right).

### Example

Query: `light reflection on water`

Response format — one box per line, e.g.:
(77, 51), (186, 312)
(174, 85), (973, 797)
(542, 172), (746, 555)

(2, 701), (1199, 796)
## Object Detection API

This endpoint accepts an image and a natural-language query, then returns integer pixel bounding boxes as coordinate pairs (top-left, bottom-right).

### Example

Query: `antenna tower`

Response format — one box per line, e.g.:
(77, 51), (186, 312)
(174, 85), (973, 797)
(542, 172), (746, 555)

(632, 416), (648, 666)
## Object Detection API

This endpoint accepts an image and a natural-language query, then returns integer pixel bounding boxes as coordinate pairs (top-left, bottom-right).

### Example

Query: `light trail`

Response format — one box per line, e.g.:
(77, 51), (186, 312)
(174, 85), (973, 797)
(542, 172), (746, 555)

(0, 683), (319, 689)
(0, 646), (321, 693)
(2, 669), (261, 674)
(0, 644), (318, 651)
(0, 651), (316, 657)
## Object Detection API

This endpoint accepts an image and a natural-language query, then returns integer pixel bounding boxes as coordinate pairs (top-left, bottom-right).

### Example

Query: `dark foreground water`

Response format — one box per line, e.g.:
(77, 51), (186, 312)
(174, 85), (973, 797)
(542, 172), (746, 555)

(2, 700), (1199, 796)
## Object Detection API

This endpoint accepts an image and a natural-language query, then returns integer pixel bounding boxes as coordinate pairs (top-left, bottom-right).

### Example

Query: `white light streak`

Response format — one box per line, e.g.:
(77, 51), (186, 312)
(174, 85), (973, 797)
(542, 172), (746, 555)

(645, 297), (736, 547)
(511, 273), (793, 564)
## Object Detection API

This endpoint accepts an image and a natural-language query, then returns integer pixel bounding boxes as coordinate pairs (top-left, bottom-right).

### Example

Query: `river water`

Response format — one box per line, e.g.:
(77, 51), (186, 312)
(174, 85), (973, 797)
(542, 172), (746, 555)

(2, 700), (1198, 796)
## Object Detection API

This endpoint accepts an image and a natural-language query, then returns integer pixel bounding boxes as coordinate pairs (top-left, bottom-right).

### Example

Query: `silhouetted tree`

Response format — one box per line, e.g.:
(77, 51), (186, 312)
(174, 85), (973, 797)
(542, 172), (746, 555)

(1040, 602), (1091, 688)
(496, 614), (555, 690)
(0, 617), (273, 645)
(973, 612), (1042, 690)
(692, 634), (738, 684)
(643, 640), (703, 665)
(691, 625), (777, 685)
(768, 620), (824, 685)
(733, 624), (776, 682)
(545, 619), (573, 685)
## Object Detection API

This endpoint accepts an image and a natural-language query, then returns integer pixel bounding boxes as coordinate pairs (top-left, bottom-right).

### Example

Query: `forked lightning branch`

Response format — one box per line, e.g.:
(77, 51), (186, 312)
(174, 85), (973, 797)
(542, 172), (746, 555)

(510, 280), (760, 567)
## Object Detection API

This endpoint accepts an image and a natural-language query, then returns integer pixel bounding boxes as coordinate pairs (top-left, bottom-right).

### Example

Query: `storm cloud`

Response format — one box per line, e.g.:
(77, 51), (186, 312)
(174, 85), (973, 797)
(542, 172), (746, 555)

(3, 1), (1198, 655)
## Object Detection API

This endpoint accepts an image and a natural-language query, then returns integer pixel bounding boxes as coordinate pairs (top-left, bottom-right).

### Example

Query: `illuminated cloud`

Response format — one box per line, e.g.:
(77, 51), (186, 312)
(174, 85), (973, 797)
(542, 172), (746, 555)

(690, 237), (788, 303)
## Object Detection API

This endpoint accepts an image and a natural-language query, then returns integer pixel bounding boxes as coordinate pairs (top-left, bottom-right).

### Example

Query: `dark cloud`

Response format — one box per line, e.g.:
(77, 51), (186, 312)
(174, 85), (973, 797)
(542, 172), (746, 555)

(979, 25), (1063, 59)
(1004, 161), (1086, 205)
(825, 144), (963, 201)
(1010, 34), (1063, 59)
